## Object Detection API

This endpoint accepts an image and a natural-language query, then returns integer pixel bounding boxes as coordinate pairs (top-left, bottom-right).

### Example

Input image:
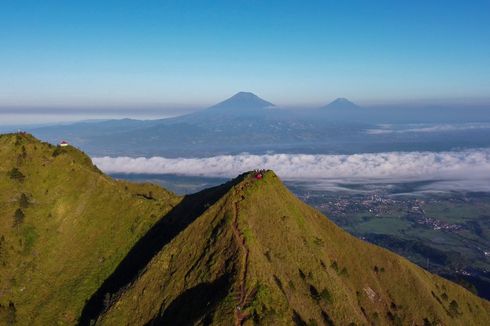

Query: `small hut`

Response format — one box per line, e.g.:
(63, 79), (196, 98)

(59, 140), (69, 147)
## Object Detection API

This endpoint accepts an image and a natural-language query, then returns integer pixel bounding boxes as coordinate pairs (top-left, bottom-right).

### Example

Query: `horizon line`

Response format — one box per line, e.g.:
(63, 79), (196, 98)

(1, 92), (490, 112)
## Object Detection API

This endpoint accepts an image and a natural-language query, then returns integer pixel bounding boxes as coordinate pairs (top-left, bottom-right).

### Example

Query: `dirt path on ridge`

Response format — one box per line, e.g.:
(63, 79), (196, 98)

(231, 186), (252, 326)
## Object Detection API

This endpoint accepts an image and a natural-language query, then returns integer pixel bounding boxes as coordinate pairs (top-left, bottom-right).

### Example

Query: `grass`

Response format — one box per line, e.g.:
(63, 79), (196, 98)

(1, 134), (489, 326)
(353, 217), (412, 235)
(0, 133), (180, 325)
(98, 170), (489, 325)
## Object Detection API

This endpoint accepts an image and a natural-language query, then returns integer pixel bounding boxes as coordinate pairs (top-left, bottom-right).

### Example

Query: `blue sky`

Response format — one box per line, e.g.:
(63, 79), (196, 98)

(1, 0), (489, 109)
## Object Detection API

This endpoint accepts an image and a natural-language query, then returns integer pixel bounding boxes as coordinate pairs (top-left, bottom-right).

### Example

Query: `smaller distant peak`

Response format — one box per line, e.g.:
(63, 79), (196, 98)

(321, 98), (360, 110)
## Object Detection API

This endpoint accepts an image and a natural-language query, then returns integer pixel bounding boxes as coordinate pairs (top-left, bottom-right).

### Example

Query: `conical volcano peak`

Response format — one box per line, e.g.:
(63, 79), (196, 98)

(208, 91), (275, 112)
(332, 97), (350, 103)
(321, 97), (360, 110)
(231, 91), (261, 99)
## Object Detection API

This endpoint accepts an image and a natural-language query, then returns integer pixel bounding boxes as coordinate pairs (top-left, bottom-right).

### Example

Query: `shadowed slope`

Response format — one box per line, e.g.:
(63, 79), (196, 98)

(79, 176), (246, 325)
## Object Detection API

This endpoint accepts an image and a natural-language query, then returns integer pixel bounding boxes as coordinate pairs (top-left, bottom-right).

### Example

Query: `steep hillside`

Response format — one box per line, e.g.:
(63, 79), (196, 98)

(95, 171), (490, 326)
(0, 133), (180, 325)
(1, 133), (488, 325)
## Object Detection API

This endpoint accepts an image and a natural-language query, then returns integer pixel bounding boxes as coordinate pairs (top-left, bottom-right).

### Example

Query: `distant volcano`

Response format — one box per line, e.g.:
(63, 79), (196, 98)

(206, 92), (275, 113)
(320, 98), (360, 110)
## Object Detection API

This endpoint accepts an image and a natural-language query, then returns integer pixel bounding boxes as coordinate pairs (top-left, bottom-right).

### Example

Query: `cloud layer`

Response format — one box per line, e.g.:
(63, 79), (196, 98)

(93, 149), (490, 182)
(366, 123), (490, 135)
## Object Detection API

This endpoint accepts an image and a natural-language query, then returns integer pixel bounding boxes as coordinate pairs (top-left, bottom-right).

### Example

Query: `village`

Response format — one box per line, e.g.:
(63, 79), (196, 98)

(294, 188), (477, 233)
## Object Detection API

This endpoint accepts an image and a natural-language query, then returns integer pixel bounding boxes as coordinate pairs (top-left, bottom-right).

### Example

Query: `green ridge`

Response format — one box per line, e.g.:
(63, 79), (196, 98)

(97, 171), (490, 326)
(0, 134), (489, 325)
(0, 133), (180, 325)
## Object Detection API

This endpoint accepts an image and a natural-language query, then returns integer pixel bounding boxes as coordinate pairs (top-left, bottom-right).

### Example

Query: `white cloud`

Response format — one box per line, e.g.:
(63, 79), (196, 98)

(366, 123), (490, 135)
(92, 149), (490, 183)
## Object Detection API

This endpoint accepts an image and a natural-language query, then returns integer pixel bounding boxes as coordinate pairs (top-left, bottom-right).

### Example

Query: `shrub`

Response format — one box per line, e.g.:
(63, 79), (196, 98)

(307, 319), (318, 326)
(339, 267), (349, 277)
(386, 311), (403, 326)
(307, 271), (313, 280)
(309, 284), (320, 301)
(13, 209), (25, 227)
(7, 301), (16, 325)
(8, 168), (25, 182)
(298, 268), (306, 279)
(0, 235), (5, 265)
(321, 310), (334, 326)
(319, 288), (333, 304)
(313, 237), (324, 246)
(52, 147), (65, 157)
(423, 317), (440, 326)
(19, 193), (29, 208)
(449, 300), (460, 317)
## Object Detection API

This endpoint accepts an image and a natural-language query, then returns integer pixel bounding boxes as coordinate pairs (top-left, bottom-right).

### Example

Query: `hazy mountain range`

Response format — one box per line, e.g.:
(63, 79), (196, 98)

(15, 92), (490, 157)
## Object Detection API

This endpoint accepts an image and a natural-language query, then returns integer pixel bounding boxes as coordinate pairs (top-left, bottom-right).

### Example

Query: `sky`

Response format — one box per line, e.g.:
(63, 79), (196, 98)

(1, 0), (490, 110)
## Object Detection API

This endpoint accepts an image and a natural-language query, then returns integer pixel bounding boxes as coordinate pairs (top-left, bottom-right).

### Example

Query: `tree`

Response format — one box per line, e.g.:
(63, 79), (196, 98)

(339, 267), (349, 277)
(449, 299), (460, 316)
(0, 302), (15, 325)
(7, 302), (16, 325)
(13, 209), (25, 227)
(320, 288), (333, 304)
(0, 235), (6, 266)
(19, 193), (29, 208)
(8, 168), (25, 182)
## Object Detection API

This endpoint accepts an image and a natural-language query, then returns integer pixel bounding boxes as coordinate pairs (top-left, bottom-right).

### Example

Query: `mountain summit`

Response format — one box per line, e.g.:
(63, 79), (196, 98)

(206, 92), (275, 113)
(321, 98), (360, 110)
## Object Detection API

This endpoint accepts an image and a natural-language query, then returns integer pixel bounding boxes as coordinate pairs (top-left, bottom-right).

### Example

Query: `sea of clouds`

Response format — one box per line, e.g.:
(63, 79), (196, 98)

(93, 149), (490, 185)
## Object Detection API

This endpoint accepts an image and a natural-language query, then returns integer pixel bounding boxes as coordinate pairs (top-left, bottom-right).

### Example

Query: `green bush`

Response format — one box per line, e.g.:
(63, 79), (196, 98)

(0, 301), (17, 325)
(8, 168), (25, 182)
(307, 319), (318, 326)
(19, 193), (29, 208)
(339, 267), (349, 277)
(13, 209), (25, 227)
(449, 300), (460, 317)
(52, 147), (65, 157)
(319, 288), (333, 304)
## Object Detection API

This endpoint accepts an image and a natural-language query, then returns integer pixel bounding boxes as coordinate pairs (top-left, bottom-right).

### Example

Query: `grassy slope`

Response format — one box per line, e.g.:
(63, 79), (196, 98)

(0, 133), (180, 325)
(98, 171), (490, 325)
(96, 178), (244, 325)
